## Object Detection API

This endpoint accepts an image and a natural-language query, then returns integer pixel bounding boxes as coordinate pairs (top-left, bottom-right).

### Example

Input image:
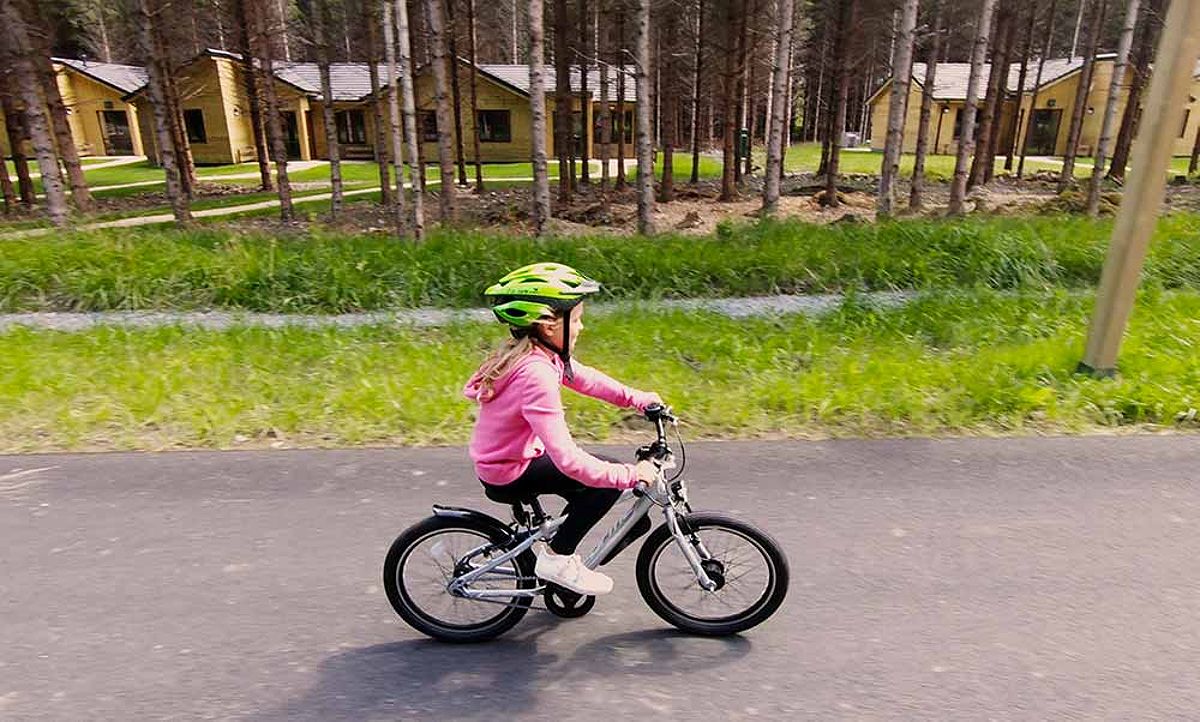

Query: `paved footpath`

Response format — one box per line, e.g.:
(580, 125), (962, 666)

(0, 291), (915, 332)
(3, 435), (1200, 719)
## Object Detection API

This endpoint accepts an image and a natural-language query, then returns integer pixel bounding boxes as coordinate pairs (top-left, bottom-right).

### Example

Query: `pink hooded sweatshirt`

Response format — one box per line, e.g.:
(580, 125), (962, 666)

(464, 345), (659, 490)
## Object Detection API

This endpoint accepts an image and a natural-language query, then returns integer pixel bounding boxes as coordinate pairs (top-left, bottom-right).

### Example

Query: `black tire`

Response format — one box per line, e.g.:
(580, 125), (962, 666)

(635, 512), (789, 636)
(383, 515), (536, 643)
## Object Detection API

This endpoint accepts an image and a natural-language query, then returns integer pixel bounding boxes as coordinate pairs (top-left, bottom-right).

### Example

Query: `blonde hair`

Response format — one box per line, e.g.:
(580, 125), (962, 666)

(473, 333), (538, 400)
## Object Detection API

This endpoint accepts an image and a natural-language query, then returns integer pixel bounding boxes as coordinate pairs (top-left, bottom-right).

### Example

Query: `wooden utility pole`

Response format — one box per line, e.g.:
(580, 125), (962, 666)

(1079, 0), (1200, 375)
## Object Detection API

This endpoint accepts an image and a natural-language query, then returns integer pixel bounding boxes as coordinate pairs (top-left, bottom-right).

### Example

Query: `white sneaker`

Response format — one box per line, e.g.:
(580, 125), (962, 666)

(535, 548), (614, 596)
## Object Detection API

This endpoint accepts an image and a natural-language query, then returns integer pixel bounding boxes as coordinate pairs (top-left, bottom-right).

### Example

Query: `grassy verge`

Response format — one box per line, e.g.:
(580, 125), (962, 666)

(767, 143), (1069, 180)
(3, 213), (1200, 312)
(3, 289), (1197, 452)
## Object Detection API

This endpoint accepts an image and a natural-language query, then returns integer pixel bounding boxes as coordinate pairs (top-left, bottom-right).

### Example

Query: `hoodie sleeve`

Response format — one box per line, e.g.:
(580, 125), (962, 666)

(565, 359), (661, 411)
(517, 360), (639, 490)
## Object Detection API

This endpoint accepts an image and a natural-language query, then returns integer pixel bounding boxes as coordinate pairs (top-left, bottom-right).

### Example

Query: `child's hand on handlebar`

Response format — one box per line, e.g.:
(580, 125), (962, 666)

(634, 459), (658, 483)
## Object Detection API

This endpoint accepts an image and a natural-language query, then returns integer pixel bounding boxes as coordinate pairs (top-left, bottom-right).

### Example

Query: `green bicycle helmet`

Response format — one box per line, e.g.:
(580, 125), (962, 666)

(484, 262), (601, 379)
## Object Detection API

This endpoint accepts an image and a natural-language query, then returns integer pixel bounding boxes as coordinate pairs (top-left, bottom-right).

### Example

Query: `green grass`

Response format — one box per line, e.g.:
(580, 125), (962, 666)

(0, 184), (377, 232)
(3, 289), (1197, 452)
(4, 213), (1200, 313)
(766, 143), (1067, 180)
(1171, 156), (1196, 176)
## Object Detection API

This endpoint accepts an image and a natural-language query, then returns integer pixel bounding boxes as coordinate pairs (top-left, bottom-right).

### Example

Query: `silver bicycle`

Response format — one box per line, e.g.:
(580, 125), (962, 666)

(383, 404), (789, 643)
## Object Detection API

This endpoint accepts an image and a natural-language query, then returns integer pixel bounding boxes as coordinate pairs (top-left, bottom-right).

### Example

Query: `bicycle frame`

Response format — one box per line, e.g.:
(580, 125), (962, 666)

(448, 407), (718, 601)
(448, 485), (716, 601)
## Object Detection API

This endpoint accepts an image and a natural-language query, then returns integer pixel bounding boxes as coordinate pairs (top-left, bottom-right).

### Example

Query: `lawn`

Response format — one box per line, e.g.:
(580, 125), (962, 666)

(4, 213), (1200, 313)
(3, 288), (1197, 452)
(764, 142), (1068, 180)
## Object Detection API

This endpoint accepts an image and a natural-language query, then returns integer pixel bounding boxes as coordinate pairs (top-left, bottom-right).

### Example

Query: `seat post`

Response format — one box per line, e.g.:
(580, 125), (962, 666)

(527, 498), (548, 525)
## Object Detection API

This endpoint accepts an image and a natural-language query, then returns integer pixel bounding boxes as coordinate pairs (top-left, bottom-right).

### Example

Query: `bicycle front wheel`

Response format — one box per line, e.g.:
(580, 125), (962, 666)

(635, 512), (789, 636)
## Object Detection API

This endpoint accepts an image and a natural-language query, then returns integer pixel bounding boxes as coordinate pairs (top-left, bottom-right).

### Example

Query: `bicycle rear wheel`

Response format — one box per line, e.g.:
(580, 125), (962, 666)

(383, 515), (536, 643)
(635, 512), (789, 636)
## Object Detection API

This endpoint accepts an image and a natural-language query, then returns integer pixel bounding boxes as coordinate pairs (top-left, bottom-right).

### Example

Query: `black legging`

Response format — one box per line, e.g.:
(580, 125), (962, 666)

(482, 454), (623, 555)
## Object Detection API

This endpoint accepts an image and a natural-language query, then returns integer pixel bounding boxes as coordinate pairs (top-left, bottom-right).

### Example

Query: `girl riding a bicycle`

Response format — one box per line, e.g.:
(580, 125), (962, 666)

(463, 262), (661, 597)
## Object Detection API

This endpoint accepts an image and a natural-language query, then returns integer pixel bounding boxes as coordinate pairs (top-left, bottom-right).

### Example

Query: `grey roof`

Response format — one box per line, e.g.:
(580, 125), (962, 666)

(53, 57), (149, 95)
(273, 62), (386, 101)
(904, 57), (1090, 101)
(477, 64), (638, 102)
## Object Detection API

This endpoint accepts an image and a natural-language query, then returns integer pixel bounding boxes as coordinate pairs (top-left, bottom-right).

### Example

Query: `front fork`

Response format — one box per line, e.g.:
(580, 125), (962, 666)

(664, 504), (718, 592)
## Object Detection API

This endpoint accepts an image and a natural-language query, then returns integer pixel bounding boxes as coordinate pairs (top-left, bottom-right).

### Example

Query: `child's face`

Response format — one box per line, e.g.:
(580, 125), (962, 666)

(537, 303), (584, 351)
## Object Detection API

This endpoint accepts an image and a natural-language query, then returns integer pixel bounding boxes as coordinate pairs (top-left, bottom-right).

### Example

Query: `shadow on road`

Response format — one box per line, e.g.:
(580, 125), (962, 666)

(264, 618), (751, 720)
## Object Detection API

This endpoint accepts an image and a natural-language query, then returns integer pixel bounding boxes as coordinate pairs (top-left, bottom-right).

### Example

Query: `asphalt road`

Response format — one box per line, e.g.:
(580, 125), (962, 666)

(3, 436), (1199, 720)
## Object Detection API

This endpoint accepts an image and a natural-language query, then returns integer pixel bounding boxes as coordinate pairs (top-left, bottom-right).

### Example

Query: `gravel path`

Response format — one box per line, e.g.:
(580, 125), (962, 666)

(0, 291), (915, 332)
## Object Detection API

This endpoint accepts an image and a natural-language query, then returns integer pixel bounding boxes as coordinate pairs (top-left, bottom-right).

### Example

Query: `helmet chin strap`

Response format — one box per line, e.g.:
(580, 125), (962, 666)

(534, 312), (574, 381)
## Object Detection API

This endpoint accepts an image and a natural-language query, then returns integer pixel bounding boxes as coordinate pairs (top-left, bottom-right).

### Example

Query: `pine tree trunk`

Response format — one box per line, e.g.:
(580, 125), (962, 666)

(136, 0), (190, 225)
(1086, 0), (1140, 214)
(909, 0), (943, 211)
(1059, 0), (1107, 192)
(1006, 0), (1037, 172)
(741, 6), (755, 179)
(780, 17), (797, 181)
(1018, 0), (1058, 178)
(1, 0), (68, 227)
(599, 0), (612, 194)
(824, 0), (856, 209)
(97, 8), (113, 62)
(0, 69), (35, 206)
(237, 0), (273, 191)
(1190, 121), (1200, 175)
(719, 0), (740, 201)
(658, 8), (677, 202)
(634, 0), (654, 233)
(877, 0), (918, 218)
(733, 4), (748, 185)
(553, 0), (572, 202)
(690, 0), (704, 184)
(579, 0), (591, 184)
(969, 3), (1011, 190)
(0, 153), (14, 214)
(424, 0), (458, 221)
(316, 0), (343, 218)
(34, 53), (93, 212)
(948, 0), (996, 216)
(762, 0), (795, 214)
(982, 5), (1016, 184)
(1109, 0), (1161, 180)
(396, 0), (426, 238)
(383, 0), (410, 234)
(258, 0), (295, 222)
(160, 38), (197, 196)
(530, 0), (552, 233)
(365, 15), (392, 207)
(615, 4), (627, 190)
(467, 0), (484, 191)
(444, 0), (468, 186)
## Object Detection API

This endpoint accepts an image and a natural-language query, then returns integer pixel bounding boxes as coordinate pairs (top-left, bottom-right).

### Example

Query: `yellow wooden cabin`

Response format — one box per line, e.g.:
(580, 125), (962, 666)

(868, 55), (1200, 161)
(1, 58), (146, 158)
(125, 50), (636, 168)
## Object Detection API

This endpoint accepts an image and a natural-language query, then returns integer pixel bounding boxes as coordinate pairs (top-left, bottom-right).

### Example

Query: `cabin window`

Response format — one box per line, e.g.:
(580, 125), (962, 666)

(183, 109), (207, 144)
(336, 110), (367, 144)
(477, 110), (512, 143)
